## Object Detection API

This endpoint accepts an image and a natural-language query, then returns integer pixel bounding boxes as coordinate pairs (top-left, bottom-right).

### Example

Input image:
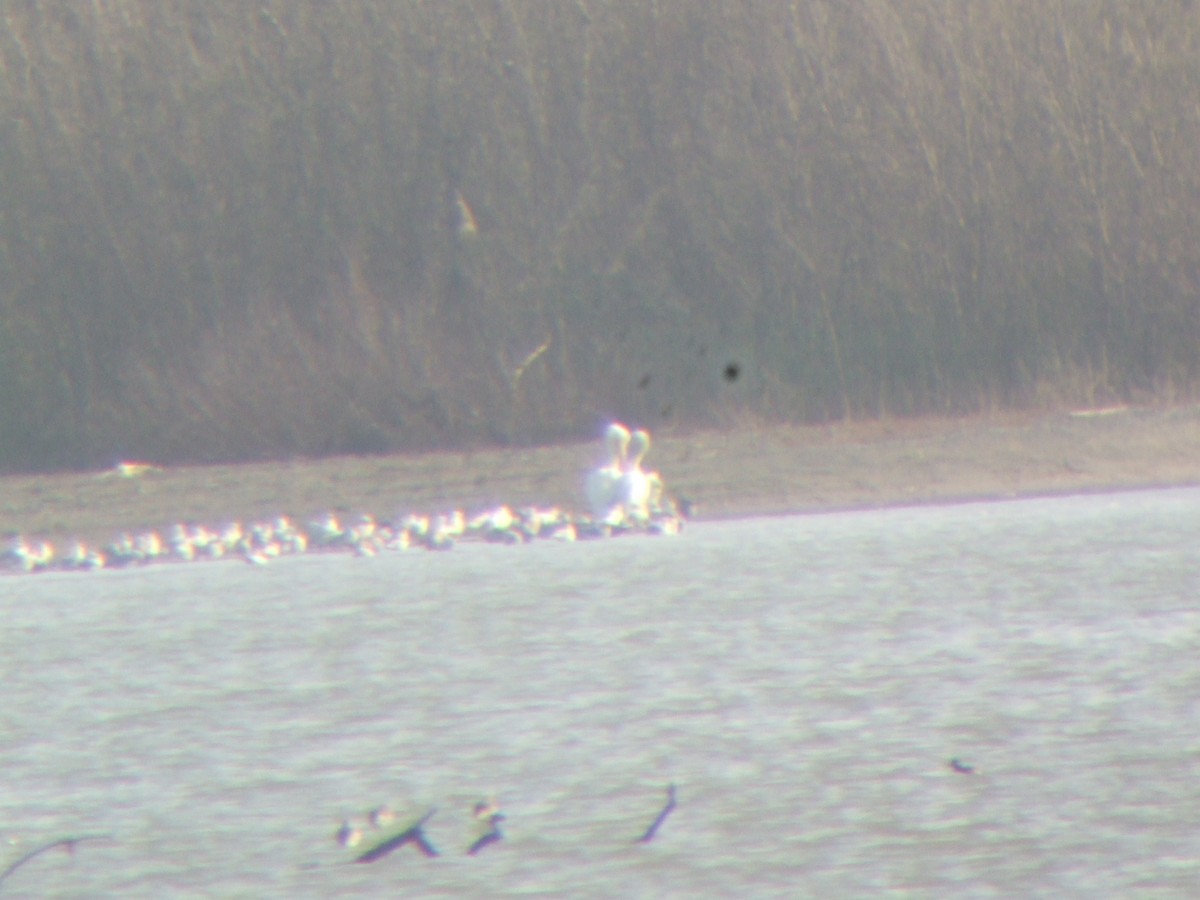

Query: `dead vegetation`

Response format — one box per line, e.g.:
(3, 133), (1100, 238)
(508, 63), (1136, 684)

(0, 2), (1198, 470)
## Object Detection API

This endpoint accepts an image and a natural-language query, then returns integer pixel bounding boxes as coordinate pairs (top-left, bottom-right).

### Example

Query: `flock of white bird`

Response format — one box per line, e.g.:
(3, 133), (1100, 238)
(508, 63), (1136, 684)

(0, 424), (685, 576)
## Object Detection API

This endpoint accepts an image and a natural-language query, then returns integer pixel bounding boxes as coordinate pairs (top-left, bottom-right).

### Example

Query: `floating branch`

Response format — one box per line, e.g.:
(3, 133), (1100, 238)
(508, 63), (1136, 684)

(635, 784), (677, 843)
(467, 813), (505, 856)
(0, 834), (113, 891)
(354, 809), (438, 863)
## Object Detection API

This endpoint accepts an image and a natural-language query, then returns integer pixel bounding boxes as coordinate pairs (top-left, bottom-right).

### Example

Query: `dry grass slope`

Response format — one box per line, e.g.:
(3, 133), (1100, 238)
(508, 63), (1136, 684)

(0, 3), (1198, 470)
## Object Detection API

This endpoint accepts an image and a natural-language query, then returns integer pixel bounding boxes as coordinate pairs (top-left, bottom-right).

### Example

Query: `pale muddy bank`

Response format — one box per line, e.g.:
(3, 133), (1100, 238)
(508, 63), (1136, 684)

(3, 404), (1200, 548)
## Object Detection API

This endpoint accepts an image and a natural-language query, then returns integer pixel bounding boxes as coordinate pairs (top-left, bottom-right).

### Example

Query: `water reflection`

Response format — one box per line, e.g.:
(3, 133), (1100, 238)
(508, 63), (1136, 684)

(2, 489), (1200, 895)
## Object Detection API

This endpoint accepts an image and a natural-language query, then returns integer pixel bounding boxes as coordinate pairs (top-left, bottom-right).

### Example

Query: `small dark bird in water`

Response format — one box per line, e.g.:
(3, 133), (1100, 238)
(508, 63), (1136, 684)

(335, 819), (364, 848)
(636, 783), (677, 843)
(0, 834), (113, 889)
(467, 813), (506, 856)
(368, 806), (395, 829)
(949, 758), (976, 775)
(354, 809), (439, 863)
(473, 797), (501, 820)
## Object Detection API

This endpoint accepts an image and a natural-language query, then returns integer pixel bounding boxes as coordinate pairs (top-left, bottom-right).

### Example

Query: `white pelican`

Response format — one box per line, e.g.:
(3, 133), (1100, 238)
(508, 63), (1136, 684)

(168, 524), (196, 562)
(134, 531), (164, 561)
(548, 522), (577, 541)
(108, 532), (145, 566)
(472, 506), (524, 543)
(3, 537), (53, 573)
(349, 513), (377, 543)
(60, 540), (90, 570)
(620, 429), (653, 524)
(308, 513), (344, 547)
(115, 460), (162, 478)
(586, 422), (631, 523)
(243, 549), (271, 566)
(397, 513), (430, 543)
(269, 516), (302, 553)
(384, 527), (411, 551)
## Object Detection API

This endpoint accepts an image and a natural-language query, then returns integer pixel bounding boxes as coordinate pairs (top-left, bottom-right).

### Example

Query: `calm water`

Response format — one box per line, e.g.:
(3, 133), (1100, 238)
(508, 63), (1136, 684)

(3, 488), (1200, 897)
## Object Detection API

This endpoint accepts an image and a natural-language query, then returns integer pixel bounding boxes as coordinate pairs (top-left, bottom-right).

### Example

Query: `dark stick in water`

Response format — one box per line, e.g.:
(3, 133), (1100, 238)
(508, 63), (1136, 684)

(0, 834), (113, 891)
(636, 784), (677, 843)
(467, 814), (505, 856)
(354, 809), (439, 863)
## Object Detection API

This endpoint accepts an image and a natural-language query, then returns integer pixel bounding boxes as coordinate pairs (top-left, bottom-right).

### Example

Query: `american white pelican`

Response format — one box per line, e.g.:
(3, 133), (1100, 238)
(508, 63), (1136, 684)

(243, 548), (271, 566)
(440, 510), (466, 538)
(168, 524), (196, 561)
(397, 513), (430, 543)
(3, 537), (53, 573)
(105, 533), (137, 567)
(220, 522), (245, 554)
(57, 540), (105, 570)
(134, 531), (164, 561)
(280, 526), (307, 554)
(349, 514), (377, 542)
(308, 513), (344, 547)
(586, 422), (631, 522)
(647, 516), (683, 536)
(620, 429), (653, 524)
(384, 527), (411, 551)
(522, 506), (569, 537)
(31, 540), (54, 570)
(415, 511), (462, 549)
(546, 520), (577, 542)
(60, 540), (89, 570)
(97, 460), (162, 479)
(117, 460), (162, 477)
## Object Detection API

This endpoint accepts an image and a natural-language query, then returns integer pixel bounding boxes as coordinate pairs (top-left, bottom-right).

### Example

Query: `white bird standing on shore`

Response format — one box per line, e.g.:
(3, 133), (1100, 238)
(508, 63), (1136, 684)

(621, 429), (654, 524)
(586, 422), (631, 523)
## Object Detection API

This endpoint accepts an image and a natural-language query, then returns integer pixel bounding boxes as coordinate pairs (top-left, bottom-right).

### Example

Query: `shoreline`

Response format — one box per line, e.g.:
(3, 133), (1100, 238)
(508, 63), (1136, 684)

(4, 404), (1200, 545)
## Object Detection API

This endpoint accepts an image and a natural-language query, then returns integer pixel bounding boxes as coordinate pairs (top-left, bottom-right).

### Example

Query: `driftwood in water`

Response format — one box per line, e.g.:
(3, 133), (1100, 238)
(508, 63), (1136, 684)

(467, 813), (505, 856)
(354, 810), (438, 863)
(0, 834), (113, 891)
(635, 784), (677, 843)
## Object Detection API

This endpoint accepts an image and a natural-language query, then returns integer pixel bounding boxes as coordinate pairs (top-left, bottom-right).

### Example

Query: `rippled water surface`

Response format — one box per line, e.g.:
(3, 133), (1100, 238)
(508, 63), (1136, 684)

(4, 488), (1200, 897)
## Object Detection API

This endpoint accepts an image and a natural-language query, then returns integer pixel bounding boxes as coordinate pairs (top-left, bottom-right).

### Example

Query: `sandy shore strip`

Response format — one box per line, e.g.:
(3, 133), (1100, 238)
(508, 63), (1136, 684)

(3, 404), (1200, 546)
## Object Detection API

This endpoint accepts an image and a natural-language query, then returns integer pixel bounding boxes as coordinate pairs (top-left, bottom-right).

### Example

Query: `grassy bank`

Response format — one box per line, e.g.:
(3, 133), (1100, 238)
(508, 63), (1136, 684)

(5, 405), (1200, 547)
(1, 3), (1199, 468)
